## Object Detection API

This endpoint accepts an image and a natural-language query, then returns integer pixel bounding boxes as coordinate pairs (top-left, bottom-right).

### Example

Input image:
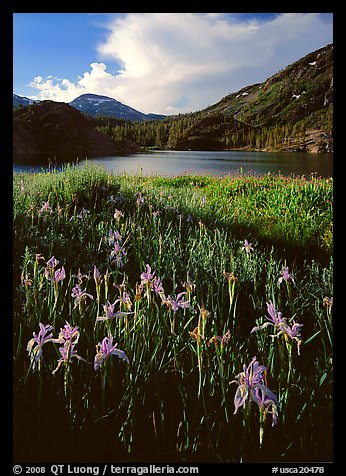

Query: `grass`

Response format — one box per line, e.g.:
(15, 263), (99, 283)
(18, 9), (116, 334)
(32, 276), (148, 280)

(13, 164), (333, 463)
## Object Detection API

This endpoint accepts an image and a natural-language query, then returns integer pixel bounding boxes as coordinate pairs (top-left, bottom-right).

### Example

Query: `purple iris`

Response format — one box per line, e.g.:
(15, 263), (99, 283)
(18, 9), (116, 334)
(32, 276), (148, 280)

(27, 323), (55, 369)
(251, 301), (303, 355)
(243, 239), (254, 254)
(140, 264), (155, 285)
(278, 267), (296, 287)
(94, 334), (129, 371)
(95, 301), (134, 322)
(152, 277), (165, 295)
(232, 356), (279, 426)
(53, 267), (66, 283)
(161, 292), (191, 312)
(71, 284), (94, 309)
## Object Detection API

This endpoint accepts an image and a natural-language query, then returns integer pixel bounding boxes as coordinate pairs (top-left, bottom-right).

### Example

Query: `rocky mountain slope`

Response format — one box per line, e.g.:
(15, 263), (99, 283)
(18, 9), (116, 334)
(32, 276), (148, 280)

(177, 43), (333, 152)
(13, 100), (136, 159)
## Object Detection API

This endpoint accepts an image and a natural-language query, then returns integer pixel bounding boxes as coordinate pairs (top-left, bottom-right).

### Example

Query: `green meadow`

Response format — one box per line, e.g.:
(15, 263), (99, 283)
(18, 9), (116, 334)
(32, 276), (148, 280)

(13, 164), (333, 463)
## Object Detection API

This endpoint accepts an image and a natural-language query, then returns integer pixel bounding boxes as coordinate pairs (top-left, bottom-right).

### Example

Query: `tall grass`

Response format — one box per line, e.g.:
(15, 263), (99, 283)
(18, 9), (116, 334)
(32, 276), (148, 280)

(13, 164), (333, 463)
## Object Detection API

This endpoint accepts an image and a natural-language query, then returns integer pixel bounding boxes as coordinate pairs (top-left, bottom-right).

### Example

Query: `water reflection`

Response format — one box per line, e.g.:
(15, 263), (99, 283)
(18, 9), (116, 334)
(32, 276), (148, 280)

(13, 150), (333, 178)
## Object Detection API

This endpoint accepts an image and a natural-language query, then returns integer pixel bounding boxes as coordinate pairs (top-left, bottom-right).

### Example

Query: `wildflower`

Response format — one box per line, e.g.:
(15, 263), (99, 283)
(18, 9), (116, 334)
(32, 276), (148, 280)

(51, 322), (87, 374)
(136, 193), (145, 207)
(52, 340), (88, 375)
(71, 284), (94, 309)
(94, 334), (129, 371)
(161, 292), (191, 312)
(53, 266), (66, 283)
(109, 242), (126, 268)
(44, 256), (61, 283)
(115, 291), (133, 311)
(140, 264), (155, 285)
(242, 239), (254, 254)
(152, 277), (165, 296)
(27, 323), (58, 370)
(35, 253), (45, 264)
(38, 201), (53, 216)
(46, 256), (59, 269)
(57, 321), (80, 343)
(134, 282), (143, 302)
(189, 327), (202, 343)
(251, 301), (303, 355)
(198, 303), (210, 322)
(77, 208), (90, 219)
(183, 279), (196, 294)
(251, 385), (279, 427)
(106, 229), (122, 246)
(231, 356), (279, 426)
(22, 274), (33, 288)
(96, 300), (133, 322)
(207, 331), (231, 347)
(113, 208), (124, 220)
(277, 266), (296, 287)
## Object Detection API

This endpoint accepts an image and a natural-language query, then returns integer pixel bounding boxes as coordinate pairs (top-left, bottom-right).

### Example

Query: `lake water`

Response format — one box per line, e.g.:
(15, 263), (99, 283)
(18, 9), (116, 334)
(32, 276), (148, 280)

(13, 150), (333, 178)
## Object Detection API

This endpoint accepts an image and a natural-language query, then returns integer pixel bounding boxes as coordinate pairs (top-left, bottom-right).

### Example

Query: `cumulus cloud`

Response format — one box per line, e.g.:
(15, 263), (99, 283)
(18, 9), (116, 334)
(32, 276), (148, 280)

(28, 13), (333, 114)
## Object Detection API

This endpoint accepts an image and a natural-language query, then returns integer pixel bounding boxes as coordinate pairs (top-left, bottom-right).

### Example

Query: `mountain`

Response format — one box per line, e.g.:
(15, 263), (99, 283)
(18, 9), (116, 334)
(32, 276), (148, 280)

(173, 43), (333, 152)
(13, 100), (138, 160)
(69, 93), (166, 122)
(13, 94), (39, 109)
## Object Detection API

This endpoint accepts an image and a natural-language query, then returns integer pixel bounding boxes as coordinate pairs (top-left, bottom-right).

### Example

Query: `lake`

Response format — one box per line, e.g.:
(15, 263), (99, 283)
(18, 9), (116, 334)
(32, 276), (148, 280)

(13, 150), (333, 178)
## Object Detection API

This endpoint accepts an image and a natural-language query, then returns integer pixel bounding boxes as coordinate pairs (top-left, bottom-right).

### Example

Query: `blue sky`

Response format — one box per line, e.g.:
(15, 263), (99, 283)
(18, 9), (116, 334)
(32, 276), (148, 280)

(13, 13), (333, 115)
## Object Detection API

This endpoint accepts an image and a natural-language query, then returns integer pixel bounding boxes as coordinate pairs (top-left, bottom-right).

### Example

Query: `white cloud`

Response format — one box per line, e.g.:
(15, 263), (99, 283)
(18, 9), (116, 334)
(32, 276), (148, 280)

(27, 13), (333, 114)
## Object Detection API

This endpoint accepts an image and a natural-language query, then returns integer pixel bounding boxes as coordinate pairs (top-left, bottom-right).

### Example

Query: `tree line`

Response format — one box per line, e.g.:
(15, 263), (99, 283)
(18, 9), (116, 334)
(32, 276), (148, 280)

(89, 107), (332, 152)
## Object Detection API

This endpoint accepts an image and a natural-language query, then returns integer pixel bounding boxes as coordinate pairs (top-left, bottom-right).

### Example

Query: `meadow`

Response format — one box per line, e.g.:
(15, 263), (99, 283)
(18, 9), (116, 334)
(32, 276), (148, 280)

(13, 164), (333, 463)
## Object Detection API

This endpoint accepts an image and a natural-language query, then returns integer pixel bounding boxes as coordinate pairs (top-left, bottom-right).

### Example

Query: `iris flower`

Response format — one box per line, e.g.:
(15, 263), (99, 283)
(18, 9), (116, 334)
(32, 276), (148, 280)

(160, 292), (191, 312)
(251, 301), (303, 355)
(152, 277), (165, 296)
(109, 242), (126, 268)
(27, 323), (59, 370)
(71, 284), (94, 309)
(207, 331), (231, 347)
(278, 267), (296, 287)
(94, 334), (129, 371)
(251, 385), (279, 427)
(96, 300), (134, 322)
(38, 202), (53, 215)
(53, 267), (66, 283)
(52, 340), (88, 375)
(232, 356), (279, 426)
(242, 239), (254, 254)
(140, 264), (155, 285)
(46, 256), (59, 269)
(113, 209), (124, 219)
(52, 322), (88, 374)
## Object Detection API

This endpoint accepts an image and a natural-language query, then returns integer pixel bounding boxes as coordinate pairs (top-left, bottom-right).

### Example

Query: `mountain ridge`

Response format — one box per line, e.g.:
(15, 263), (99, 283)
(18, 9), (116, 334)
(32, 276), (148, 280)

(13, 92), (166, 122)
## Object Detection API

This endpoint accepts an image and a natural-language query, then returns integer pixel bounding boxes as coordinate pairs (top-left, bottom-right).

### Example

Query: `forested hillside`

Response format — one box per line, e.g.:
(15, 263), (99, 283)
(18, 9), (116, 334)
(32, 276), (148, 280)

(93, 44), (333, 153)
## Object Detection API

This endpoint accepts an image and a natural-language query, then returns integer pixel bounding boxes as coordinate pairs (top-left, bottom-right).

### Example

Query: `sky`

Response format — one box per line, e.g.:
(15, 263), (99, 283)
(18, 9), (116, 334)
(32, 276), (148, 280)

(13, 13), (333, 115)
